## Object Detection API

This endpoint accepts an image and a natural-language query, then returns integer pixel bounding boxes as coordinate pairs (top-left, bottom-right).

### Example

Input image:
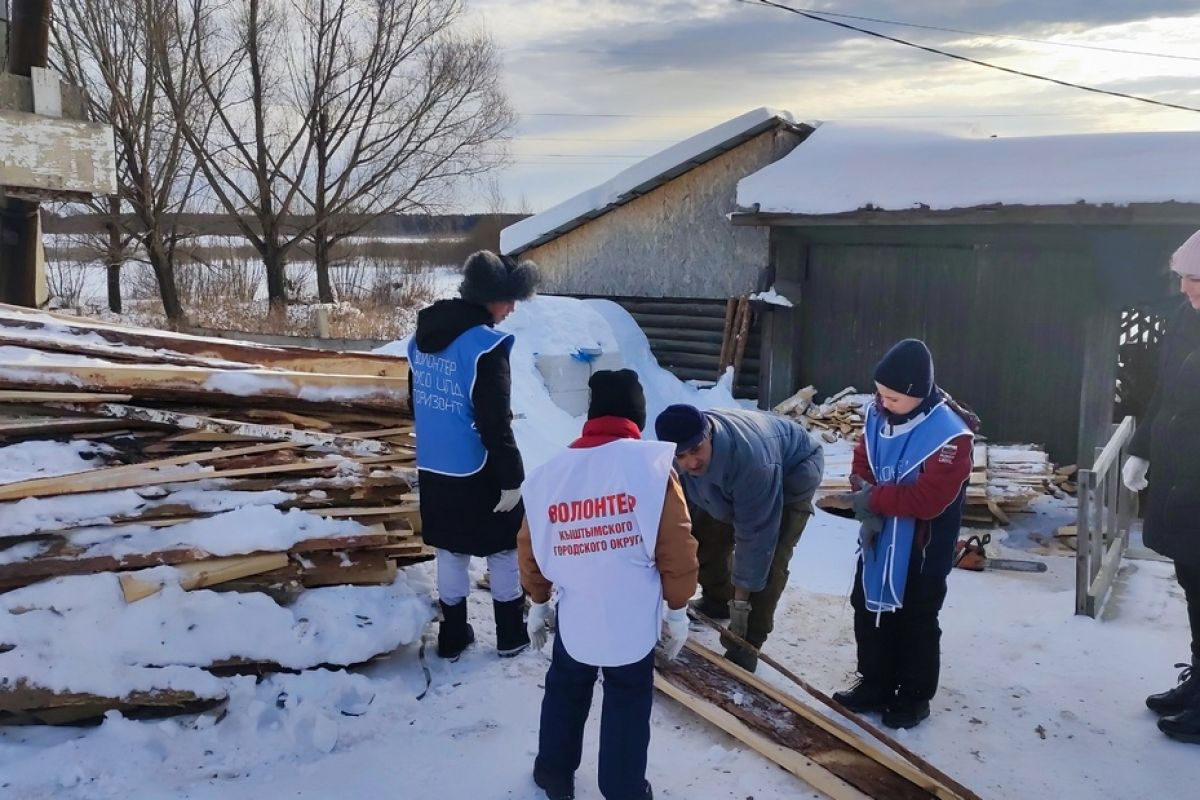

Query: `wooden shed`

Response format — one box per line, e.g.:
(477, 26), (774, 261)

(732, 125), (1200, 464)
(501, 108), (813, 398)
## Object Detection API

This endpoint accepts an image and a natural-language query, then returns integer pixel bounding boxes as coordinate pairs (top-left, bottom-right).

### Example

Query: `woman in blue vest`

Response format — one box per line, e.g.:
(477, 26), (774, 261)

(408, 250), (539, 659)
(834, 339), (979, 729)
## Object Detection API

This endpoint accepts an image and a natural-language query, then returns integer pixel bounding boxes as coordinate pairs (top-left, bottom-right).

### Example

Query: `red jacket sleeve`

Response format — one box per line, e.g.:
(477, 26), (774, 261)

(868, 434), (974, 521)
(851, 436), (875, 484)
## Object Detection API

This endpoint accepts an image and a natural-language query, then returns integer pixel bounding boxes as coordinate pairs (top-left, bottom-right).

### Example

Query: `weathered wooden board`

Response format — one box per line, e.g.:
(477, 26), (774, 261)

(119, 553), (291, 602)
(0, 109), (117, 196)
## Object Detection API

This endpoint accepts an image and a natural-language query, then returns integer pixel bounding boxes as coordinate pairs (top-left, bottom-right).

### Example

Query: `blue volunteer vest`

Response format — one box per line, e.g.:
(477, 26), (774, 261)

(408, 325), (514, 476)
(861, 399), (971, 615)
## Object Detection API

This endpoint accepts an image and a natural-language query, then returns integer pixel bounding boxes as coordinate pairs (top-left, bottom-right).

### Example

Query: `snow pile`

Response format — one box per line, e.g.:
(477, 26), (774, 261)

(0, 570), (433, 701)
(738, 123), (1200, 215)
(0, 439), (113, 485)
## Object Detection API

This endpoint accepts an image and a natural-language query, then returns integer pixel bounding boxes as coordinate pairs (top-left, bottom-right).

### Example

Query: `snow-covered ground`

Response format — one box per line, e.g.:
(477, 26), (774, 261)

(1, 296), (1196, 799)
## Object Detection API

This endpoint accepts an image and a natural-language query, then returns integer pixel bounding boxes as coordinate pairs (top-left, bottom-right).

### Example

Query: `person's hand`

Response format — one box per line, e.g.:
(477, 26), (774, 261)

(728, 599), (752, 638)
(527, 600), (554, 651)
(493, 488), (521, 513)
(1122, 457), (1149, 492)
(859, 514), (884, 550)
(849, 475), (875, 521)
(660, 606), (689, 660)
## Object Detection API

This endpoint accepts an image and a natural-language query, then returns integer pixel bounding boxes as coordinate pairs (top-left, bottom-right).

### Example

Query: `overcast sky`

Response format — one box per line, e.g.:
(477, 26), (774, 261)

(461, 0), (1200, 213)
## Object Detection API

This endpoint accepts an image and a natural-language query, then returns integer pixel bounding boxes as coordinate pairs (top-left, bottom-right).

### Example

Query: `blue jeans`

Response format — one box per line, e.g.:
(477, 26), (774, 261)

(535, 632), (654, 800)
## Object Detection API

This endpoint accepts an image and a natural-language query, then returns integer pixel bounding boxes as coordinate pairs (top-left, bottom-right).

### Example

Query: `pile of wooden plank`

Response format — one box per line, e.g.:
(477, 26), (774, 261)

(774, 385), (865, 444)
(0, 304), (432, 722)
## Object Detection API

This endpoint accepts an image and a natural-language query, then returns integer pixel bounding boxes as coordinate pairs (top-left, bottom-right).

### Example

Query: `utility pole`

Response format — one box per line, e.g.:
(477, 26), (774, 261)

(0, 0), (52, 306)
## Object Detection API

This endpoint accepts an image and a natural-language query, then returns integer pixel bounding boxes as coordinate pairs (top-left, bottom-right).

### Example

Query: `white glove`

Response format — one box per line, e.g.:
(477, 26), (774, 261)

(1122, 456), (1149, 492)
(493, 488), (521, 513)
(660, 605), (689, 661)
(527, 600), (554, 651)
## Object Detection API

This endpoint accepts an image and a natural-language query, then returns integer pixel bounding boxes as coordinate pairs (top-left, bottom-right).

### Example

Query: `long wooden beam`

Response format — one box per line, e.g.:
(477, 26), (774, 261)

(654, 672), (871, 800)
(0, 304), (409, 377)
(48, 403), (388, 456)
(689, 611), (982, 800)
(0, 361), (407, 411)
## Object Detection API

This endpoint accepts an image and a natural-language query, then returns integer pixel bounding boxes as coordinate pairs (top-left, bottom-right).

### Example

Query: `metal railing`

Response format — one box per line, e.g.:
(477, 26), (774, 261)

(1075, 416), (1137, 618)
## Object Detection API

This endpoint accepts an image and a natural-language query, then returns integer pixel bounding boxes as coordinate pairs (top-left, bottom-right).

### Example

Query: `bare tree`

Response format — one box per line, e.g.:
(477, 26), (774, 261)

(292, 0), (513, 302)
(52, 0), (210, 321)
(157, 0), (512, 310)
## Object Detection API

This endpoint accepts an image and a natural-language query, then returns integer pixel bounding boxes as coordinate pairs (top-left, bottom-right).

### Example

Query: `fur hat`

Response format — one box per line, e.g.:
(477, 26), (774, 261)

(588, 369), (647, 431)
(1170, 229), (1200, 279)
(459, 251), (540, 306)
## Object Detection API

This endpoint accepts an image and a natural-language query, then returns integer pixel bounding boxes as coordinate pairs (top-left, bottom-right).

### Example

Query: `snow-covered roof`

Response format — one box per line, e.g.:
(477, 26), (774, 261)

(501, 107), (807, 255)
(736, 123), (1200, 217)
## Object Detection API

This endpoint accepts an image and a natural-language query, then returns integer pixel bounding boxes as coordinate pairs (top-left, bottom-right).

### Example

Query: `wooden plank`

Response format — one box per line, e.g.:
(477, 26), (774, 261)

(684, 643), (962, 800)
(0, 441), (296, 501)
(0, 417), (131, 439)
(0, 360), (407, 412)
(49, 403), (387, 456)
(0, 455), (342, 503)
(119, 553), (291, 602)
(0, 391), (133, 403)
(0, 304), (410, 378)
(654, 673), (871, 800)
(0, 681), (223, 716)
(298, 551), (398, 587)
(242, 409), (334, 430)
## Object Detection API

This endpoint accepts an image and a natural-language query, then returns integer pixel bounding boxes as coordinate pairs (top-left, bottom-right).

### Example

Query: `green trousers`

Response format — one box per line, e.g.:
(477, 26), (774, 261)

(691, 502), (811, 648)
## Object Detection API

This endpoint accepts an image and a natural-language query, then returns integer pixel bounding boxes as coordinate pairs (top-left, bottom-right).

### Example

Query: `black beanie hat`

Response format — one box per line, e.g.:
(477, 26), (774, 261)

(588, 369), (647, 431)
(459, 250), (540, 306)
(654, 404), (708, 455)
(873, 338), (935, 398)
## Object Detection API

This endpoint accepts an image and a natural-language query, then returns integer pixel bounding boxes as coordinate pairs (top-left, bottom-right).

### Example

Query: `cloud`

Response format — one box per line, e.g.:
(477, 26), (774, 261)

(465, 1), (1200, 211)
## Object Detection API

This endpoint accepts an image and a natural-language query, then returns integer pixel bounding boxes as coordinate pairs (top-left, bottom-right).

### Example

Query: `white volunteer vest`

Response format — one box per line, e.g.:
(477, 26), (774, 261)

(523, 439), (674, 667)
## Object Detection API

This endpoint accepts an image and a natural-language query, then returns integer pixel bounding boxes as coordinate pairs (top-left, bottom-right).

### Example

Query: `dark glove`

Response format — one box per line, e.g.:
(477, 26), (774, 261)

(848, 475), (875, 521)
(859, 514), (884, 550)
(728, 599), (752, 638)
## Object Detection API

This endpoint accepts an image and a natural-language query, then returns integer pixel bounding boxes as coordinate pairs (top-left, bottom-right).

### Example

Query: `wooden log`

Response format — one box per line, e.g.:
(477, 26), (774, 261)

(718, 297), (738, 373)
(730, 296), (752, 385)
(119, 552), (291, 602)
(48, 403), (388, 456)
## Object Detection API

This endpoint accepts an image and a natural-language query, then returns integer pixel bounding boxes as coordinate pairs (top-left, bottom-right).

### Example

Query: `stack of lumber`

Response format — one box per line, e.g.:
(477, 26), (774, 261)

(774, 385), (865, 444)
(0, 304), (432, 723)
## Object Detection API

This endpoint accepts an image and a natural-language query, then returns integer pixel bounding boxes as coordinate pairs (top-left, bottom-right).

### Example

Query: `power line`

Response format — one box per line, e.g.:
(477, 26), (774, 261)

(746, 3), (1200, 62)
(743, 0), (1200, 114)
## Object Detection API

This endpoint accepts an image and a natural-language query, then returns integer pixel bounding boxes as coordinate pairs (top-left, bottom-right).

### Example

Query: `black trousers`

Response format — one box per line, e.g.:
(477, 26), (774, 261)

(1177, 561), (1200, 664)
(850, 556), (949, 702)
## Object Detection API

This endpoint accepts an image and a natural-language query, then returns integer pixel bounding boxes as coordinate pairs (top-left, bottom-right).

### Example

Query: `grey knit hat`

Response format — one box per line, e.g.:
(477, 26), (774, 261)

(459, 251), (540, 305)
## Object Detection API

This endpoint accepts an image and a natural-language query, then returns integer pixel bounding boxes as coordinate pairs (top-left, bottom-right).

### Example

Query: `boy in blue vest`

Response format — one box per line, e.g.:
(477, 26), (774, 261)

(834, 339), (978, 729)
(408, 251), (539, 660)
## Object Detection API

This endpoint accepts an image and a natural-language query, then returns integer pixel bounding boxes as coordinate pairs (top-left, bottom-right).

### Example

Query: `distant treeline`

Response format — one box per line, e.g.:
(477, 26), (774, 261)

(44, 212), (530, 239)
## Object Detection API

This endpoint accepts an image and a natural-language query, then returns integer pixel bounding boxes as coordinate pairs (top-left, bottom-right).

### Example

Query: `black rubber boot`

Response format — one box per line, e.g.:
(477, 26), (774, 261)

(437, 599), (475, 660)
(689, 596), (730, 621)
(533, 763), (575, 800)
(1158, 707), (1200, 744)
(494, 596), (530, 658)
(881, 695), (931, 730)
(1147, 663), (1200, 716)
(833, 678), (893, 714)
(723, 644), (758, 673)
